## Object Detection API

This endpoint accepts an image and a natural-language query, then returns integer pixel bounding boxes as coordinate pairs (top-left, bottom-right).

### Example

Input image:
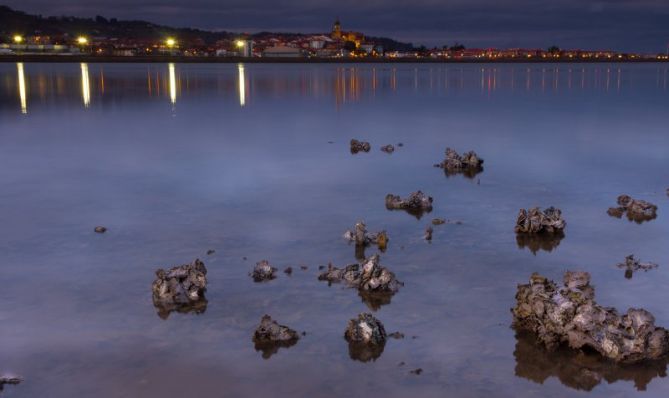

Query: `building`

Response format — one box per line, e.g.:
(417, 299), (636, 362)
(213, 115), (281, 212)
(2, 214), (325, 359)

(263, 46), (304, 58)
(330, 18), (364, 48)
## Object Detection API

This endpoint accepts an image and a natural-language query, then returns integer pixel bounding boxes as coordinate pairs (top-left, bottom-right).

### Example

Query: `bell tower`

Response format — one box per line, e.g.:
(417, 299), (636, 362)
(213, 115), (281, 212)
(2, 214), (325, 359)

(332, 18), (342, 40)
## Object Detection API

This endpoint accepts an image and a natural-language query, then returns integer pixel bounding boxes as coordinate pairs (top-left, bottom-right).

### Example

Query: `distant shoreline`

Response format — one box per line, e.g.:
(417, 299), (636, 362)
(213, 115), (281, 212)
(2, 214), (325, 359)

(1, 55), (667, 64)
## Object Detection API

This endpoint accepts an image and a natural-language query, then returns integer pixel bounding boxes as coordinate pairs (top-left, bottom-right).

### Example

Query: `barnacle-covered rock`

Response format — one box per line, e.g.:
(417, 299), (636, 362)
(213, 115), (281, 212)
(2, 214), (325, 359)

(385, 191), (433, 218)
(345, 313), (387, 362)
(151, 259), (208, 319)
(512, 271), (669, 363)
(318, 254), (402, 293)
(435, 147), (484, 178)
(607, 195), (657, 223)
(252, 315), (300, 359)
(515, 207), (566, 234)
(343, 221), (388, 253)
(350, 139), (371, 154)
(617, 255), (658, 279)
(250, 260), (277, 282)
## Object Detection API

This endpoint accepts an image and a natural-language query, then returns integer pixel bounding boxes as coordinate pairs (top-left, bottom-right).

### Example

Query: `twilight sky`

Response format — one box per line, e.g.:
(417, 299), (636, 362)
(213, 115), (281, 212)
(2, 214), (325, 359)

(5, 0), (669, 52)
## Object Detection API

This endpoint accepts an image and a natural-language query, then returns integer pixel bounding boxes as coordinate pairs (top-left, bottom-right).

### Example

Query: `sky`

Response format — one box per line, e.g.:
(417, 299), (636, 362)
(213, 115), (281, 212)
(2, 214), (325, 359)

(4, 0), (669, 52)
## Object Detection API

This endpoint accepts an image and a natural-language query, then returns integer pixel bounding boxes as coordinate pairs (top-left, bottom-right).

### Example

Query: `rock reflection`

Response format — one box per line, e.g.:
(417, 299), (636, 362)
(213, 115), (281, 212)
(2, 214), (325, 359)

(152, 297), (208, 320)
(441, 165), (484, 179)
(347, 340), (386, 362)
(358, 290), (394, 311)
(514, 331), (668, 391)
(515, 231), (565, 254)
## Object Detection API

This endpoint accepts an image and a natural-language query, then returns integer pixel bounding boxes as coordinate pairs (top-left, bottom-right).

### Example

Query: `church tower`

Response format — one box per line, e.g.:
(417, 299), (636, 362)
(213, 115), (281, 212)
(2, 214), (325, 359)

(331, 18), (342, 40)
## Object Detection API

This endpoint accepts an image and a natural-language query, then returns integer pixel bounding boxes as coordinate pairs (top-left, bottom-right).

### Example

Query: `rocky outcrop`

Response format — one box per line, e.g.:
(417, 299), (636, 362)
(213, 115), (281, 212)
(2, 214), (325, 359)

(345, 313), (387, 362)
(252, 315), (300, 359)
(515, 207), (566, 234)
(385, 191), (433, 218)
(343, 221), (388, 252)
(350, 139), (371, 154)
(435, 147), (484, 178)
(607, 195), (657, 223)
(151, 259), (208, 319)
(617, 255), (658, 279)
(250, 260), (277, 282)
(512, 271), (669, 364)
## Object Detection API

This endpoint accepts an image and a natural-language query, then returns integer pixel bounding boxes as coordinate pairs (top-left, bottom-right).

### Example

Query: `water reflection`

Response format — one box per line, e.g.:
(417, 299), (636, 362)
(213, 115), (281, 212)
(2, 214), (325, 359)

(80, 63), (90, 107)
(168, 63), (177, 105)
(514, 331), (668, 391)
(516, 231), (565, 254)
(253, 337), (298, 360)
(152, 297), (208, 320)
(17, 62), (27, 114)
(347, 339), (386, 362)
(238, 63), (246, 106)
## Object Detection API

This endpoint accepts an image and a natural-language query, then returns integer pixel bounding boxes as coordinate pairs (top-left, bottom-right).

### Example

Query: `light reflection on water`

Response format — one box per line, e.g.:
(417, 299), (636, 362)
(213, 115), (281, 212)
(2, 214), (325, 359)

(0, 62), (668, 398)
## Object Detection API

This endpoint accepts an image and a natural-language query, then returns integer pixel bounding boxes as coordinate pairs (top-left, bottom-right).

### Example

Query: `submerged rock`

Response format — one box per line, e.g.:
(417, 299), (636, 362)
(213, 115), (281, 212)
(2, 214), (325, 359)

(206, 249), (215, 255)
(380, 144), (395, 153)
(514, 330), (669, 392)
(252, 315), (300, 359)
(350, 139), (371, 154)
(512, 271), (669, 363)
(151, 259), (208, 319)
(94, 226), (107, 233)
(409, 368), (423, 375)
(607, 195), (657, 223)
(345, 313), (387, 362)
(343, 221), (388, 253)
(515, 207), (566, 234)
(250, 260), (277, 282)
(424, 226), (433, 241)
(617, 255), (658, 279)
(385, 191), (433, 219)
(435, 147), (484, 178)
(516, 231), (565, 254)
(432, 218), (446, 225)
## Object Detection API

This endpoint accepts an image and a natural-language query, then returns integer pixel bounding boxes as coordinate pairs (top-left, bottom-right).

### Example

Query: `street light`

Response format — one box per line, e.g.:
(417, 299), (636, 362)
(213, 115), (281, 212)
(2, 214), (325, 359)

(13, 35), (23, 44)
(235, 40), (245, 48)
(166, 38), (176, 48)
(77, 36), (88, 45)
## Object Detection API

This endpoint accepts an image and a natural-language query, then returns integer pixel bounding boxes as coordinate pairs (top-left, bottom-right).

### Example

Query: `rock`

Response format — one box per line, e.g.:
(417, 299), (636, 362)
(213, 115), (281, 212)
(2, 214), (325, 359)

(252, 315), (300, 359)
(151, 259), (208, 319)
(345, 313), (387, 362)
(514, 330), (669, 392)
(515, 207), (566, 234)
(380, 144), (395, 153)
(607, 195), (657, 223)
(250, 260), (277, 282)
(343, 221), (388, 253)
(432, 218), (446, 225)
(512, 271), (669, 363)
(206, 249), (215, 255)
(350, 139), (371, 154)
(617, 255), (658, 279)
(410, 368), (423, 375)
(424, 226), (433, 241)
(389, 332), (405, 339)
(0, 376), (21, 391)
(435, 147), (484, 178)
(385, 191), (433, 219)
(94, 226), (107, 233)
(397, 143), (404, 147)
(300, 265), (308, 271)
(318, 254), (403, 294)
(516, 232), (564, 254)
(284, 266), (293, 275)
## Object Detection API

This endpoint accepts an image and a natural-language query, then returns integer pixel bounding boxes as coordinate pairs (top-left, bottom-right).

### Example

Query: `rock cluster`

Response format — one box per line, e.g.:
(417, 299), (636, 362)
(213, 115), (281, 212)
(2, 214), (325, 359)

(607, 195), (657, 222)
(252, 315), (300, 359)
(617, 255), (658, 279)
(350, 139), (371, 153)
(385, 191), (433, 218)
(435, 147), (484, 178)
(515, 207), (566, 234)
(344, 313), (387, 362)
(250, 260), (277, 282)
(512, 271), (669, 363)
(318, 254), (403, 295)
(151, 259), (208, 319)
(343, 221), (388, 252)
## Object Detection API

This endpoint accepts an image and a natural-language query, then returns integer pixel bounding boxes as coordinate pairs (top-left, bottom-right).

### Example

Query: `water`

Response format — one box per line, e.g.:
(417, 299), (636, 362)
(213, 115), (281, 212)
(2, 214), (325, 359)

(0, 62), (668, 397)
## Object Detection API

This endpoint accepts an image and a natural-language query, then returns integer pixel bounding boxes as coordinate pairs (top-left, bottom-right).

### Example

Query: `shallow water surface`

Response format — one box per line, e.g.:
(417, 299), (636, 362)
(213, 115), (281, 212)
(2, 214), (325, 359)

(0, 62), (668, 397)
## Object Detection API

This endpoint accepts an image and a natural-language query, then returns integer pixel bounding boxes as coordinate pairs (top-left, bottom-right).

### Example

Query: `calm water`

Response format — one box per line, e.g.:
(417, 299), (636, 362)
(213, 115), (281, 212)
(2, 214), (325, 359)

(1, 62), (668, 397)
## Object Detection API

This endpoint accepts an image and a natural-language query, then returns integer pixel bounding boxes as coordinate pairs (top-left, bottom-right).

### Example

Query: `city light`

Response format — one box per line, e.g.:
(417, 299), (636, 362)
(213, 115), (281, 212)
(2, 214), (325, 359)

(81, 63), (90, 107)
(236, 40), (245, 48)
(17, 63), (27, 114)
(238, 63), (246, 106)
(13, 35), (23, 44)
(77, 36), (88, 45)
(168, 63), (177, 105)
(166, 38), (176, 48)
